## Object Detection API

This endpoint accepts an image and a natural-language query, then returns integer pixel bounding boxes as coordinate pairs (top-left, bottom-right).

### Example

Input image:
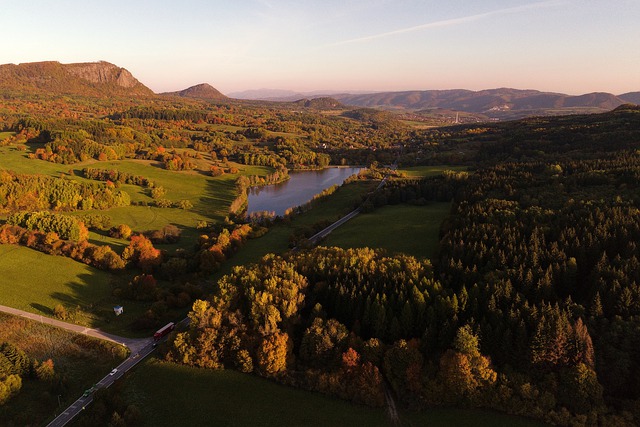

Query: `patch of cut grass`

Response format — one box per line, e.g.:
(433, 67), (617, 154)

(323, 203), (451, 259)
(123, 359), (387, 427)
(0, 145), (73, 177)
(90, 205), (209, 251)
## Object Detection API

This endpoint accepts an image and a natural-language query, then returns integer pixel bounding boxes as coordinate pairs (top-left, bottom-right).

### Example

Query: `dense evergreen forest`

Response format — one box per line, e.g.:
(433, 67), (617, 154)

(1, 88), (640, 425)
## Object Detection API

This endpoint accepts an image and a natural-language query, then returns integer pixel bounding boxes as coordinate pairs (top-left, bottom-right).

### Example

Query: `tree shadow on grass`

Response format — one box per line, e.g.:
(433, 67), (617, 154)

(48, 274), (115, 329)
(148, 161), (167, 169)
(87, 230), (128, 254)
(47, 272), (153, 336)
(23, 141), (41, 156)
(30, 302), (53, 315)
(192, 177), (237, 220)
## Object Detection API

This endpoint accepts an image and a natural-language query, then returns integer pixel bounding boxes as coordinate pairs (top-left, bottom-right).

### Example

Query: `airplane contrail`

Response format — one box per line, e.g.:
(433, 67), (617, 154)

(329, 0), (567, 46)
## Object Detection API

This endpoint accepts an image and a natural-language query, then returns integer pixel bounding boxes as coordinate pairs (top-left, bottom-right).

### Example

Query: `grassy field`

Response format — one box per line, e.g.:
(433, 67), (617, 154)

(0, 245), (111, 315)
(121, 359), (546, 427)
(0, 146), (274, 331)
(0, 144), (274, 250)
(0, 145), (72, 177)
(87, 204), (212, 252)
(0, 245), (153, 333)
(0, 312), (126, 426)
(323, 203), (451, 259)
(0, 146), (268, 217)
(397, 165), (469, 178)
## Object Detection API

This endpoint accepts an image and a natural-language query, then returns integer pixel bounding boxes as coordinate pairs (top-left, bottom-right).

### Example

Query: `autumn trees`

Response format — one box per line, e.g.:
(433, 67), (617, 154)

(0, 170), (130, 212)
(7, 211), (89, 241)
(165, 248), (492, 409)
(0, 342), (56, 405)
(167, 255), (307, 372)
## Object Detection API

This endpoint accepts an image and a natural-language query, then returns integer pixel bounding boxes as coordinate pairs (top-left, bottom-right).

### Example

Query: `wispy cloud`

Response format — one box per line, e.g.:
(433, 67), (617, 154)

(329, 0), (567, 46)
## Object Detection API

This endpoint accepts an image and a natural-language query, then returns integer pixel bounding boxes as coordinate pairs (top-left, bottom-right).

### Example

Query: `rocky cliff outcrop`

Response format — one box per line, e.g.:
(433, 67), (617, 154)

(65, 61), (140, 88)
(0, 60), (154, 96)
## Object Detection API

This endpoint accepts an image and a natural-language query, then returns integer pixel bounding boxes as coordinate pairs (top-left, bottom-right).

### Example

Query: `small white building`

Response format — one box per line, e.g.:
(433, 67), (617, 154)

(113, 305), (124, 316)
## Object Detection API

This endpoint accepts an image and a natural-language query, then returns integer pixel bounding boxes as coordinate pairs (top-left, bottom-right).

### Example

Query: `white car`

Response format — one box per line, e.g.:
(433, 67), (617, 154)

(109, 368), (118, 376)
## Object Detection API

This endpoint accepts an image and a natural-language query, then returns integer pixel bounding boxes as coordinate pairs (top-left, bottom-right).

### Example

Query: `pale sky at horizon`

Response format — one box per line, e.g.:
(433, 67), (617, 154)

(2, 0), (639, 95)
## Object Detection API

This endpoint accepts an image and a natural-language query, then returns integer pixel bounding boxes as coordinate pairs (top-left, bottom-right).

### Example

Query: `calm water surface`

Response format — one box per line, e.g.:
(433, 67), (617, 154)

(247, 167), (362, 216)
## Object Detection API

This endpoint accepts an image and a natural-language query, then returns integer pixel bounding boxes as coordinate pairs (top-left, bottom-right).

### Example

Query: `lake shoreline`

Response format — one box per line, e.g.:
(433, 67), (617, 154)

(247, 166), (363, 217)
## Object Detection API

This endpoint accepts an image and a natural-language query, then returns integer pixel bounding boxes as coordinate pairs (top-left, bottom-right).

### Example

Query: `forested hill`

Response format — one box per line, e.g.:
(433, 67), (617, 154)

(162, 83), (228, 100)
(333, 88), (638, 117)
(292, 97), (343, 109)
(0, 61), (154, 97)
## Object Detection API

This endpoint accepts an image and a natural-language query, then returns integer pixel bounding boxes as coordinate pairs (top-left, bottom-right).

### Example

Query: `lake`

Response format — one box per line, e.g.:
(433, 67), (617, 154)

(247, 167), (362, 216)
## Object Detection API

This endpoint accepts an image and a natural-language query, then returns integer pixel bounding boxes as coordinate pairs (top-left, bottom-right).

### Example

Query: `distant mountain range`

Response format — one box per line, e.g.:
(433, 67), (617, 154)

(1, 61), (637, 119)
(621, 92), (640, 104)
(228, 88), (352, 101)
(0, 61), (153, 97)
(232, 87), (639, 117)
(332, 89), (639, 114)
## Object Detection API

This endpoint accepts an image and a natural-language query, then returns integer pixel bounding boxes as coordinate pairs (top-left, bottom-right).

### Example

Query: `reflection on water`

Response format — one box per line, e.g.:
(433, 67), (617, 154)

(247, 167), (362, 216)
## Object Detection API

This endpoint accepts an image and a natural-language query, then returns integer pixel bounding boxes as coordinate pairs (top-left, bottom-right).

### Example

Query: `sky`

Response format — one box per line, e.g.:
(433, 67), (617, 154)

(2, 0), (639, 95)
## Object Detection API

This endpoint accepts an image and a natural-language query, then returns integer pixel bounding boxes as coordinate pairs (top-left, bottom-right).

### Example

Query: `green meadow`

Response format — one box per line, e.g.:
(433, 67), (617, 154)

(323, 202), (451, 259)
(0, 245), (110, 312)
(0, 131), (16, 141)
(121, 359), (547, 427)
(397, 164), (469, 178)
(0, 245), (158, 335)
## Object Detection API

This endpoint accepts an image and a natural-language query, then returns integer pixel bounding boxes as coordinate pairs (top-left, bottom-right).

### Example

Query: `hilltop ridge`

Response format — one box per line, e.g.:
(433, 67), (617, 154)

(332, 88), (634, 114)
(162, 83), (228, 100)
(0, 60), (153, 97)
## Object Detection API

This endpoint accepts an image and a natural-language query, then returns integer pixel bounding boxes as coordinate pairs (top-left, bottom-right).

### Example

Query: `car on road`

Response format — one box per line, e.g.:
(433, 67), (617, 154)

(109, 368), (118, 376)
(82, 389), (91, 397)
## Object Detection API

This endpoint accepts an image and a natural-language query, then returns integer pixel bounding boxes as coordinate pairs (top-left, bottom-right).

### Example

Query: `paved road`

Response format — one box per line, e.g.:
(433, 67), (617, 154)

(46, 338), (157, 427)
(0, 304), (157, 426)
(0, 304), (149, 353)
(307, 208), (361, 245)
